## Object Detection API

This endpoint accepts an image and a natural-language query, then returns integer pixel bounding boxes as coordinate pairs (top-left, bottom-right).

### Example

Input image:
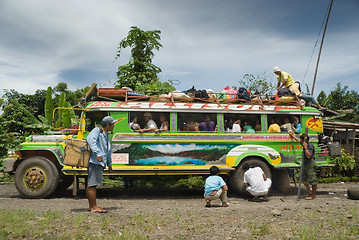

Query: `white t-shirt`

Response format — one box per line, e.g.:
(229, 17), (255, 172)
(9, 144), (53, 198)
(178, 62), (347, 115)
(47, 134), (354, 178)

(233, 124), (241, 132)
(281, 123), (292, 131)
(244, 167), (271, 196)
(146, 119), (158, 130)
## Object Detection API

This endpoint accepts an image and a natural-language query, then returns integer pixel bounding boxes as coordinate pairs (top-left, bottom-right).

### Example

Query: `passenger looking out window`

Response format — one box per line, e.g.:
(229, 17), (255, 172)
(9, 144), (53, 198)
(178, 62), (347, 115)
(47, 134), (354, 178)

(155, 113), (169, 133)
(291, 116), (302, 134)
(268, 118), (281, 133)
(280, 117), (292, 132)
(129, 113), (141, 131)
(139, 112), (158, 133)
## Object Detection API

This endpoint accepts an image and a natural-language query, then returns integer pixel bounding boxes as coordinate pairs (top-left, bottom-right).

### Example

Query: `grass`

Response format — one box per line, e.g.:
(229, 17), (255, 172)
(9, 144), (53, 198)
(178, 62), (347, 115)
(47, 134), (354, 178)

(1, 206), (358, 239)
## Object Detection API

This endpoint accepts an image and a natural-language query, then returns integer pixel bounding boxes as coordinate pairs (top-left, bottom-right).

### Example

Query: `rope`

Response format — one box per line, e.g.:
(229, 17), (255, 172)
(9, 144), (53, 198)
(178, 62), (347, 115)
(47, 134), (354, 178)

(302, 1), (332, 86)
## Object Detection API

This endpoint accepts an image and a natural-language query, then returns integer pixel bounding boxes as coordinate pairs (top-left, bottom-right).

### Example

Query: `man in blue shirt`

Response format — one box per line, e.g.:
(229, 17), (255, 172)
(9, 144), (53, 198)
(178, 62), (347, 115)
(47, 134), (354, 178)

(86, 116), (116, 213)
(204, 166), (229, 207)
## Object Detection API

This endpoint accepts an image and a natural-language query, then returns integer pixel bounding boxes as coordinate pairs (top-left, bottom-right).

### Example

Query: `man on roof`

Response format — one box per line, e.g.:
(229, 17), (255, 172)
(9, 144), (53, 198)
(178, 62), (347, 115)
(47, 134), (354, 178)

(274, 67), (324, 110)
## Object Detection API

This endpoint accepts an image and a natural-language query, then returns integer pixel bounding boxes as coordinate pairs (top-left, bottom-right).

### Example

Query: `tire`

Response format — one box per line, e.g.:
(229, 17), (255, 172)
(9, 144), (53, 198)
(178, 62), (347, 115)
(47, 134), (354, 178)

(15, 157), (59, 198)
(347, 187), (359, 200)
(56, 174), (73, 190)
(229, 158), (272, 196)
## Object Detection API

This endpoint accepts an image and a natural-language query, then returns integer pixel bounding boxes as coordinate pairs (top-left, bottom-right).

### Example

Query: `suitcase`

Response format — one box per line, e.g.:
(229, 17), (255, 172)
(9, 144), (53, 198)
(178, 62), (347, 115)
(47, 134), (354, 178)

(64, 138), (90, 168)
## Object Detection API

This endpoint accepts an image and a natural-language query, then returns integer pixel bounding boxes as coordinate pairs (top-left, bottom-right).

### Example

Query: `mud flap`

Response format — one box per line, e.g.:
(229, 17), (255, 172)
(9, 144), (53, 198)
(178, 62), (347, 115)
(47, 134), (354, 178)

(271, 168), (291, 194)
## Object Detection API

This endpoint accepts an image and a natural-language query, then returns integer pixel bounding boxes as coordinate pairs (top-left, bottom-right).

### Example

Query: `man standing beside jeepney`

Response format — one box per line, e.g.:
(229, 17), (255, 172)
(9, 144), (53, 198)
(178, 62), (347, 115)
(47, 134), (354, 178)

(86, 116), (115, 213)
(289, 131), (317, 200)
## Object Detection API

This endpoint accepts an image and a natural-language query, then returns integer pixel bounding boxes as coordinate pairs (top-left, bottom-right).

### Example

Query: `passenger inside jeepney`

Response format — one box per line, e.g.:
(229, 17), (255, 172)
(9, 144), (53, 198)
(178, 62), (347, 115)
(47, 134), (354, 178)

(199, 114), (215, 132)
(268, 118), (281, 133)
(291, 116), (302, 134)
(280, 117), (292, 132)
(155, 113), (169, 133)
(139, 112), (158, 133)
(129, 113), (141, 131)
(243, 121), (255, 133)
(183, 118), (200, 132)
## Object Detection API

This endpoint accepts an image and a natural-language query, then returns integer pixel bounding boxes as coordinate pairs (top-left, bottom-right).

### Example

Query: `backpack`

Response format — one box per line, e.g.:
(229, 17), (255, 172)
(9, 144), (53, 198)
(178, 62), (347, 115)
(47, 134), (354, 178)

(237, 87), (250, 100)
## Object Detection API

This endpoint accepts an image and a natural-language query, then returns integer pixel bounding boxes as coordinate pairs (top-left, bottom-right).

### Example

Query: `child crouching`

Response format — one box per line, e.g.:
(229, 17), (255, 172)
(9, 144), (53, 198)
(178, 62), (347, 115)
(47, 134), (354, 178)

(204, 166), (229, 207)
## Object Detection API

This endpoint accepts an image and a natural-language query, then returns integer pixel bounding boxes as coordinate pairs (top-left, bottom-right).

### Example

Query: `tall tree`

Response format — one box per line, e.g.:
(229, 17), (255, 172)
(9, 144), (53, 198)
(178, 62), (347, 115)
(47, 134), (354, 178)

(115, 26), (165, 92)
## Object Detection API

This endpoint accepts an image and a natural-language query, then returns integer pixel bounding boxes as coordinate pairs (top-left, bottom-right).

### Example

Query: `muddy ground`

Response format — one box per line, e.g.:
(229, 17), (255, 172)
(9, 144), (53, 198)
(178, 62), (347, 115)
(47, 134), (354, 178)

(1, 182), (359, 239)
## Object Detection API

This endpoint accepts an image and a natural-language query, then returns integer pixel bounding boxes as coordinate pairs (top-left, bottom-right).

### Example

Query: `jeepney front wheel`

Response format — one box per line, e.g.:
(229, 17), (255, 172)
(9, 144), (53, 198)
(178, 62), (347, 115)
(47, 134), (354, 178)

(230, 158), (272, 196)
(15, 157), (59, 198)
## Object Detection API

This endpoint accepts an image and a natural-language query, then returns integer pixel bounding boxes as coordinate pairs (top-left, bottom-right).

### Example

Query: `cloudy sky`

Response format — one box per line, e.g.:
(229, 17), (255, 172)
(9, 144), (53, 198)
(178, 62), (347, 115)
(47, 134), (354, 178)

(1, 0), (358, 97)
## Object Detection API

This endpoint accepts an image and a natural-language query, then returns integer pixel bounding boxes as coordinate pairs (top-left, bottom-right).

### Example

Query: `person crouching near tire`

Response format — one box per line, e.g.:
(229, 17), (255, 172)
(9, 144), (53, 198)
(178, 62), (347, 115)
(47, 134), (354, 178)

(86, 116), (115, 213)
(204, 166), (229, 207)
(243, 163), (272, 202)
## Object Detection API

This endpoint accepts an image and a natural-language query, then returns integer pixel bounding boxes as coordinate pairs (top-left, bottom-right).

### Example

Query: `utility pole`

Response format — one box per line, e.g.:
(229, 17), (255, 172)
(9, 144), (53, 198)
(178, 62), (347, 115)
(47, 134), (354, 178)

(312, 0), (334, 96)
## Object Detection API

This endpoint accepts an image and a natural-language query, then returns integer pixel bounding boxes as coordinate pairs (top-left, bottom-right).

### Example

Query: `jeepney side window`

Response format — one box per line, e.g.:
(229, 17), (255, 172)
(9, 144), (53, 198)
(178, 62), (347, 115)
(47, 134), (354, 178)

(224, 114), (260, 133)
(85, 111), (109, 131)
(178, 113), (217, 132)
(267, 115), (302, 133)
(130, 112), (171, 132)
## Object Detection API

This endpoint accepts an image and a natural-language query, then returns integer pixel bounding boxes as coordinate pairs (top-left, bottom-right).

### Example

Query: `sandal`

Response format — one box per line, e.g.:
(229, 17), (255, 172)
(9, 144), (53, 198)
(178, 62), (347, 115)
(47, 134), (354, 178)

(90, 208), (107, 213)
(305, 196), (314, 200)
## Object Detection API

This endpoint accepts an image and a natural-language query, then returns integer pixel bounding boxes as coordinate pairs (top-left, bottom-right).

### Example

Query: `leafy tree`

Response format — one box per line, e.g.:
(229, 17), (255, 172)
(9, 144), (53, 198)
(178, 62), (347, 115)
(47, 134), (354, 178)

(236, 73), (276, 95)
(317, 90), (328, 107)
(115, 26), (174, 94)
(319, 83), (359, 123)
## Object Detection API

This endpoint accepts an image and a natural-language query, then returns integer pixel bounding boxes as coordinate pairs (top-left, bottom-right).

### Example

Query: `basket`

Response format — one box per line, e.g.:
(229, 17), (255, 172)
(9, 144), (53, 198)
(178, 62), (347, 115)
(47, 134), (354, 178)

(64, 138), (90, 168)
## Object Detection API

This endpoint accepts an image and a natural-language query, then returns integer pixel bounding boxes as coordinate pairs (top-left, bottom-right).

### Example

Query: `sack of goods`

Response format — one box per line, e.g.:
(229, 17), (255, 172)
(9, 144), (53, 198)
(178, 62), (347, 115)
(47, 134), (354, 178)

(64, 138), (90, 168)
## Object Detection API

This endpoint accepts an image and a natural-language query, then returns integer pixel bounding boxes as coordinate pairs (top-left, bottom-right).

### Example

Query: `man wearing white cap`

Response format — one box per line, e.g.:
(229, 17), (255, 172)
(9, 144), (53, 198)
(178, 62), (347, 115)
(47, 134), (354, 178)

(274, 67), (301, 96)
(274, 67), (323, 109)
(86, 116), (116, 213)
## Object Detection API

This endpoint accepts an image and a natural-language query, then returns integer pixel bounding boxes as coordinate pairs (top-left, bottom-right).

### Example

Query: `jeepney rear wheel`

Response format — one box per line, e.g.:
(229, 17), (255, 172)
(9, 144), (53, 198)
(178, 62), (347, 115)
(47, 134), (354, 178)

(230, 158), (272, 196)
(15, 157), (59, 198)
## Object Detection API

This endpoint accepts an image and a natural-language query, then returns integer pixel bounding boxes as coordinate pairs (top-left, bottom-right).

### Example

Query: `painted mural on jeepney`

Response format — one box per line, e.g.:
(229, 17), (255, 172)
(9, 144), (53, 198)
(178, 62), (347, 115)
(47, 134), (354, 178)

(225, 144), (304, 166)
(112, 143), (238, 166)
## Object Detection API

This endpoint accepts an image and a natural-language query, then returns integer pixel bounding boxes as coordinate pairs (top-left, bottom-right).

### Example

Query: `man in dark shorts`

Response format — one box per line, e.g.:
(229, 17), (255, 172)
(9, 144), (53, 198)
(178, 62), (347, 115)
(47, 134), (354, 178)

(289, 131), (317, 200)
(86, 116), (116, 212)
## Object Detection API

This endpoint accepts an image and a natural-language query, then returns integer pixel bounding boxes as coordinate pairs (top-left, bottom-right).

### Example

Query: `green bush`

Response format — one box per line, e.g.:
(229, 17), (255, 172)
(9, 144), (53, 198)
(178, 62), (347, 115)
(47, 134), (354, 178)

(330, 149), (356, 177)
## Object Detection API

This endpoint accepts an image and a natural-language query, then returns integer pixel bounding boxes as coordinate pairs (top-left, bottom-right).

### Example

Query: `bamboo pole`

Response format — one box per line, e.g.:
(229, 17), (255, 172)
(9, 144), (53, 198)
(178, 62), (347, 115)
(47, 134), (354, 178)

(311, 0), (334, 95)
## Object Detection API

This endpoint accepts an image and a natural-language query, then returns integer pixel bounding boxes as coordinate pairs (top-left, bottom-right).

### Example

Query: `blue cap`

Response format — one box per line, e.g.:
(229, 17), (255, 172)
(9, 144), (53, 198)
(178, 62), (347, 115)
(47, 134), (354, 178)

(102, 116), (117, 125)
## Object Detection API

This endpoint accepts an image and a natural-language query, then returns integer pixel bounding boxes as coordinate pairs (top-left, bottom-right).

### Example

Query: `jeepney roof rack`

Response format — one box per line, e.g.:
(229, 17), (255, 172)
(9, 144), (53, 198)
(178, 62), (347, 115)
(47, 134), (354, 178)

(78, 83), (305, 109)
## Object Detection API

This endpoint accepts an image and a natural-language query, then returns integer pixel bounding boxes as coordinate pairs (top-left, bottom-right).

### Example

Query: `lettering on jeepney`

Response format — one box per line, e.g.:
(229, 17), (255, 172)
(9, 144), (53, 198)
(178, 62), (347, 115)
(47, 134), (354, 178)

(121, 102), (150, 108)
(151, 102), (171, 109)
(226, 104), (252, 111)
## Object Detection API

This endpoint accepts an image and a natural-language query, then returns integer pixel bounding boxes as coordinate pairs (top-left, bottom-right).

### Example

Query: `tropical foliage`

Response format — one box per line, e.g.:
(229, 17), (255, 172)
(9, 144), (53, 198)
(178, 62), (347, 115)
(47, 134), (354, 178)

(115, 26), (175, 95)
(236, 73), (276, 95)
(317, 83), (359, 123)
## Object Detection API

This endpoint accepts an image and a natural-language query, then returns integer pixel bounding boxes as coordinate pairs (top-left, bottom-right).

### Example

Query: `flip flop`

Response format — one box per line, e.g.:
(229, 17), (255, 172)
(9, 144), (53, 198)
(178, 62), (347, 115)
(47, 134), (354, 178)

(305, 196), (314, 200)
(90, 208), (107, 213)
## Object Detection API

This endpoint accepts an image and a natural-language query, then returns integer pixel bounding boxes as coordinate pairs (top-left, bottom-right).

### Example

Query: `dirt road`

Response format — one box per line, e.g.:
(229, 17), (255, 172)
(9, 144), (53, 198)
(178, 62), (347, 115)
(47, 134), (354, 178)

(1, 182), (358, 239)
